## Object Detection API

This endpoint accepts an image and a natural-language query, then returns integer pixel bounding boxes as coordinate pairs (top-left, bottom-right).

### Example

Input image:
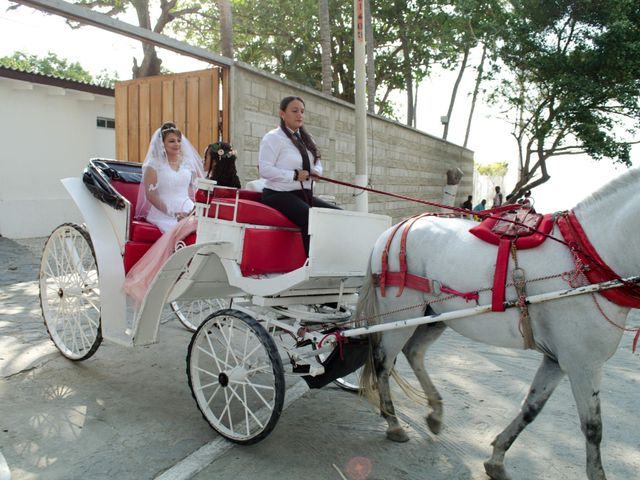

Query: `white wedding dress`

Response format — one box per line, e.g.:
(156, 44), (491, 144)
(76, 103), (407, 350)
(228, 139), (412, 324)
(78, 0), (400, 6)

(146, 163), (195, 233)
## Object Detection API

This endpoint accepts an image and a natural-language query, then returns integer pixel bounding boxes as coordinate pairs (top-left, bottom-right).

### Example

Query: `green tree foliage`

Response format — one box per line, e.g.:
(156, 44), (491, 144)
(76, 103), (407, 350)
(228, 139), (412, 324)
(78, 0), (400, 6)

(0, 51), (118, 87)
(0, 51), (93, 82)
(476, 161), (508, 177)
(489, 0), (640, 197)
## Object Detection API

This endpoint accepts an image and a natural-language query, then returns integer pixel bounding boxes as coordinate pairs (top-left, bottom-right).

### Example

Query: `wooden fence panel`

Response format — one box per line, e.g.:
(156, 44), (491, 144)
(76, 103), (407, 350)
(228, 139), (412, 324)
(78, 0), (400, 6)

(115, 68), (226, 163)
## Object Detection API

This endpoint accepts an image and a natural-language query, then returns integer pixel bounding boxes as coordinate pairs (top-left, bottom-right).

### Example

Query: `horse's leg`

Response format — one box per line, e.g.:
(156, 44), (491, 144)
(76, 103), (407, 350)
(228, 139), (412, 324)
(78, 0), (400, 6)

(566, 365), (606, 480)
(484, 355), (565, 480)
(402, 321), (447, 434)
(374, 328), (417, 443)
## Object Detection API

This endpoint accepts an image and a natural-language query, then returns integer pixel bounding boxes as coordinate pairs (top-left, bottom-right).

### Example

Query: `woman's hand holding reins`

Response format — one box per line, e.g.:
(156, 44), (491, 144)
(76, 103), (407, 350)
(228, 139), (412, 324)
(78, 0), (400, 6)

(295, 169), (311, 182)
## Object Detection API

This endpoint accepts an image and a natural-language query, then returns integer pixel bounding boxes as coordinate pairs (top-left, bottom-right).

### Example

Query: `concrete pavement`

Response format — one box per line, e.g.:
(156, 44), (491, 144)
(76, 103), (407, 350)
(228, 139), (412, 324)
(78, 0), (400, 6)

(1, 235), (639, 480)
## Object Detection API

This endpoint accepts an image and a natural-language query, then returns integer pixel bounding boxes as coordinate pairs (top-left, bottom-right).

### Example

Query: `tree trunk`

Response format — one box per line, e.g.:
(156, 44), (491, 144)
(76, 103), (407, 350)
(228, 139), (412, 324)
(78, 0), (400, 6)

(218, 0), (233, 58)
(364, 0), (375, 112)
(318, 0), (331, 94)
(442, 45), (469, 140)
(131, 0), (161, 78)
(464, 43), (486, 148)
(403, 41), (414, 126)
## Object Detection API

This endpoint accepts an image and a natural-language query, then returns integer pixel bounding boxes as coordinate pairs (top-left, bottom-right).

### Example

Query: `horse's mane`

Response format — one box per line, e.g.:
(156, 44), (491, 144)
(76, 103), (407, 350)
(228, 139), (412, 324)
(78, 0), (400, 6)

(574, 166), (640, 211)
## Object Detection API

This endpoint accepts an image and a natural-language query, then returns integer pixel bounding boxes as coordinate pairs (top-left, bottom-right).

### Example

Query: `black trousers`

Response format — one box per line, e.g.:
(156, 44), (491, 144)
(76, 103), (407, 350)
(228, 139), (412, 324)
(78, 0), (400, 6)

(262, 188), (341, 256)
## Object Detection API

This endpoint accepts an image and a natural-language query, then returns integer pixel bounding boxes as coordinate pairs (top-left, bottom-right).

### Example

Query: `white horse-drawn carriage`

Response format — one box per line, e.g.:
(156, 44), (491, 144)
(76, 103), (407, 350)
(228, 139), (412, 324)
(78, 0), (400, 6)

(41, 159), (639, 479)
(40, 158), (391, 444)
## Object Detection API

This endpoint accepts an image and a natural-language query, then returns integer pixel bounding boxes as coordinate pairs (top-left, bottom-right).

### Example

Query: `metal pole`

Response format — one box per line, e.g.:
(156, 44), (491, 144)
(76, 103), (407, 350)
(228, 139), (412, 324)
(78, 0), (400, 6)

(342, 275), (640, 338)
(354, 0), (368, 212)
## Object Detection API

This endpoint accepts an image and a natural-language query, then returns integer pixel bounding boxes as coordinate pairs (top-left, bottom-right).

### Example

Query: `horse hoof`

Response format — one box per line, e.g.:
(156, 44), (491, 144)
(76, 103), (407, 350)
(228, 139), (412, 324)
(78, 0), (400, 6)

(484, 460), (511, 480)
(426, 415), (442, 434)
(386, 427), (410, 443)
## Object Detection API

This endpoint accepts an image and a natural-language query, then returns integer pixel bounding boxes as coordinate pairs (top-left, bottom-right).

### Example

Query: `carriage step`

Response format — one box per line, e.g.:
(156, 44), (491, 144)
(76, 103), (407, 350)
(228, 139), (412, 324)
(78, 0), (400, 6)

(291, 363), (325, 377)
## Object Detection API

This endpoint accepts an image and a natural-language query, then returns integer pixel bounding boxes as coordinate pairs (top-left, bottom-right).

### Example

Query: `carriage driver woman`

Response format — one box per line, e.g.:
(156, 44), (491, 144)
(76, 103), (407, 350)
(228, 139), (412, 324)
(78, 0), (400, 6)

(259, 96), (340, 256)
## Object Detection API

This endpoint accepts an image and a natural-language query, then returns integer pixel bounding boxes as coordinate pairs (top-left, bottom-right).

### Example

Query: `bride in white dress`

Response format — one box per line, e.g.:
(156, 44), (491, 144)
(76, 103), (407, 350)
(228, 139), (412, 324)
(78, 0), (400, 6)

(135, 122), (204, 233)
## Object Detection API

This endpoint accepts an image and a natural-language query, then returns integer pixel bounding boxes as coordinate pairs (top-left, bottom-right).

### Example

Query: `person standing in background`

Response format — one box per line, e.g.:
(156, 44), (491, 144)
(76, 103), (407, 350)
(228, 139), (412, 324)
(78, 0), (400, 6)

(492, 186), (503, 208)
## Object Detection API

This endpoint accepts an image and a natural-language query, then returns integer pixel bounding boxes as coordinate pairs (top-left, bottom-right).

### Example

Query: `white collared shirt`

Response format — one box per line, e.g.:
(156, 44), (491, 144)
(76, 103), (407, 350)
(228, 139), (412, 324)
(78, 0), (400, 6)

(258, 127), (323, 191)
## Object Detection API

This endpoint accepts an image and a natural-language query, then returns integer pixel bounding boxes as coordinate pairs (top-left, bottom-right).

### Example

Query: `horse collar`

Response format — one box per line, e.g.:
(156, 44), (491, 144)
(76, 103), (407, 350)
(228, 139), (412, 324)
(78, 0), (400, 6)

(557, 211), (640, 309)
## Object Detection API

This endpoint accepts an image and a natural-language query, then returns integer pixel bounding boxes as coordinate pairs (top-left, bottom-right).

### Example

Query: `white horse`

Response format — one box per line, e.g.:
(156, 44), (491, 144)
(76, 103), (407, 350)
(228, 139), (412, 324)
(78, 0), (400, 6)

(355, 168), (640, 480)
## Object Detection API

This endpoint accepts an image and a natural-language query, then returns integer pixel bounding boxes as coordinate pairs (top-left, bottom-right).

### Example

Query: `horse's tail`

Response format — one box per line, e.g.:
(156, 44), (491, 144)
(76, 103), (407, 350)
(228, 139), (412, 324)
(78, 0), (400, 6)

(357, 257), (429, 408)
(356, 258), (383, 406)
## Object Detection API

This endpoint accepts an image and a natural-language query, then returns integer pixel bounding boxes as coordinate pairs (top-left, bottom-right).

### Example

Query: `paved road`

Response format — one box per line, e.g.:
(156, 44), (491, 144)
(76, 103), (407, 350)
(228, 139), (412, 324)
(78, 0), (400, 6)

(1, 236), (639, 480)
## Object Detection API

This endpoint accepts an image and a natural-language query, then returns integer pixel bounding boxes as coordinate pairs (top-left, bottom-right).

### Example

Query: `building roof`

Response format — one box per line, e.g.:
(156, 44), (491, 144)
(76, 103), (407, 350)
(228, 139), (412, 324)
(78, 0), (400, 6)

(0, 65), (115, 97)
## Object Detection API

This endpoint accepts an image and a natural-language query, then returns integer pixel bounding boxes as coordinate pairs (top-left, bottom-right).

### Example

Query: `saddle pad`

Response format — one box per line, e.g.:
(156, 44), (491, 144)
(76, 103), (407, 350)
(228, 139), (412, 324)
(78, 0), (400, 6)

(470, 212), (554, 249)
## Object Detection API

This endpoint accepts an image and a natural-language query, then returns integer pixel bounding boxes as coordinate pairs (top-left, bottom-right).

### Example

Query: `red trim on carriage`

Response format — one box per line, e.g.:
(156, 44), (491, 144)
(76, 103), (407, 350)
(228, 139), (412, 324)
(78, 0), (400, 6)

(557, 211), (640, 309)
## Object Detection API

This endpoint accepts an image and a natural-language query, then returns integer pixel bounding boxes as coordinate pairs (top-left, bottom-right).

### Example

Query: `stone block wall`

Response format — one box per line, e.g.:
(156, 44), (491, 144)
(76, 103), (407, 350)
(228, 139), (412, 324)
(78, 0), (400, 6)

(230, 62), (473, 223)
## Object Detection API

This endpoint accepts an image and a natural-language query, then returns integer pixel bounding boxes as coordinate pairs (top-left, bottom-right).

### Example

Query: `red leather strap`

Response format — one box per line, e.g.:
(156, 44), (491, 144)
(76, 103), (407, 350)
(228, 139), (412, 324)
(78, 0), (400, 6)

(396, 213), (432, 297)
(492, 238), (512, 312)
(380, 219), (412, 297)
(374, 271), (434, 294)
(557, 211), (640, 308)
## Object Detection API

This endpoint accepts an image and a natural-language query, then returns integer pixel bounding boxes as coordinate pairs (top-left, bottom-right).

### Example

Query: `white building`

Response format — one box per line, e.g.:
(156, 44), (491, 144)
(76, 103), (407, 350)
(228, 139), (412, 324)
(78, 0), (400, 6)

(0, 66), (115, 238)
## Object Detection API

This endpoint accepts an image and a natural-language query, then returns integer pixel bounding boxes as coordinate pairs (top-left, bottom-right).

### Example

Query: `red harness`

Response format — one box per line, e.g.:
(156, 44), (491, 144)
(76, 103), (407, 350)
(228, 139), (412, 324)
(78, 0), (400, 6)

(557, 211), (640, 308)
(377, 209), (640, 311)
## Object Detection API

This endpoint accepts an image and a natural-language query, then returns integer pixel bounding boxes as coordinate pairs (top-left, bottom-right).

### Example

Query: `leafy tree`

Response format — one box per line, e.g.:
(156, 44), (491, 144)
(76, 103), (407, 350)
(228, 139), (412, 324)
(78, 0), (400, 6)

(0, 51), (118, 87)
(489, 0), (640, 199)
(476, 161), (508, 177)
(71, 0), (201, 78)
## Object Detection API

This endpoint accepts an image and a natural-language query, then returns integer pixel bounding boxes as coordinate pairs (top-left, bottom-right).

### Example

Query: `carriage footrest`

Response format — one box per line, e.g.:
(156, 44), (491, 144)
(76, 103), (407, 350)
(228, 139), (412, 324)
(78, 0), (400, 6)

(302, 338), (368, 389)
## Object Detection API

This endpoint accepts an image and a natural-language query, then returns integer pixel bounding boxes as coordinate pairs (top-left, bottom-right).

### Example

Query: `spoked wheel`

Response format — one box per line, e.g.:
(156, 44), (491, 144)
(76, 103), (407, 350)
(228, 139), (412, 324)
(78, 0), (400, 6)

(39, 223), (102, 360)
(171, 298), (230, 332)
(187, 309), (285, 444)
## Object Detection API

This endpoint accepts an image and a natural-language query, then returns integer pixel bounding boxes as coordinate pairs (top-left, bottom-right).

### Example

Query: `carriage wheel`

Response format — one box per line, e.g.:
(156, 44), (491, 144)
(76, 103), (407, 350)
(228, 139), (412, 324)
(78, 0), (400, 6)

(39, 223), (102, 361)
(170, 298), (230, 332)
(187, 309), (285, 444)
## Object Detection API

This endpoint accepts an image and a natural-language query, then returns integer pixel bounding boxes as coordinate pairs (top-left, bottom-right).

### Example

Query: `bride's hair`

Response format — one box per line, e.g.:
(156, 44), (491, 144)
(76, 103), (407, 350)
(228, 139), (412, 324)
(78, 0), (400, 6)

(160, 122), (181, 140)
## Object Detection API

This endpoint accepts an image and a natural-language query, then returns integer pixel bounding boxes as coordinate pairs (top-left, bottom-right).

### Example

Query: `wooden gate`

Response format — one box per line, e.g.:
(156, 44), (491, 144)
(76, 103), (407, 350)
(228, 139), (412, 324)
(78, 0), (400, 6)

(115, 67), (230, 163)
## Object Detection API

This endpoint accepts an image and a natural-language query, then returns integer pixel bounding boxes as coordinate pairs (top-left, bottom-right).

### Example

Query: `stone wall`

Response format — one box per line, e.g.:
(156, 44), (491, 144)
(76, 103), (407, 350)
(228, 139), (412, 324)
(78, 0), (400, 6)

(230, 62), (473, 222)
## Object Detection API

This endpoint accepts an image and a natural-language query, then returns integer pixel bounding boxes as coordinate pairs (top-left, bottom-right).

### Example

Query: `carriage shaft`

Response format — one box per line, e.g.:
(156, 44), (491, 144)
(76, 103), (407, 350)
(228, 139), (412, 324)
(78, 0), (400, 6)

(343, 275), (640, 338)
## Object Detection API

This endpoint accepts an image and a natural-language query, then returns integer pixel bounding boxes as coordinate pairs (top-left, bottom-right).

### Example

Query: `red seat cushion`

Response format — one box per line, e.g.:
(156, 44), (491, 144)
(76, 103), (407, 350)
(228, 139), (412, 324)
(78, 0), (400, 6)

(240, 228), (306, 276)
(212, 187), (263, 202)
(123, 241), (152, 274)
(130, 220), (163, 243)
(201, 197), (298, 229)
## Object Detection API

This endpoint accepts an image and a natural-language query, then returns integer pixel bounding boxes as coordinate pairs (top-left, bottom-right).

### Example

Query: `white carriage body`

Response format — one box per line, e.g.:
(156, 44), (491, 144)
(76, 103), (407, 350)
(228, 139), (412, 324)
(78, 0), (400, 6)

(61, 173), (391, 347)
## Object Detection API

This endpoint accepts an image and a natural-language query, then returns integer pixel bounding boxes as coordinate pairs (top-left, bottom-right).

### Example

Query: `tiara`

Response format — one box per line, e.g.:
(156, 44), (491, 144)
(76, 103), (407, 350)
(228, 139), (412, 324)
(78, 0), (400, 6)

(161, 124), (179, 134)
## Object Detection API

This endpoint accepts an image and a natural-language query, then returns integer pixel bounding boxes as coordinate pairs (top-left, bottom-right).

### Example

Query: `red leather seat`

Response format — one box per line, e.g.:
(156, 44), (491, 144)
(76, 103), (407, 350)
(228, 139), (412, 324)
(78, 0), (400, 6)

(114, 181), (305, 275)
(205, 198), (299, 229)
(240, 228), (306, 276)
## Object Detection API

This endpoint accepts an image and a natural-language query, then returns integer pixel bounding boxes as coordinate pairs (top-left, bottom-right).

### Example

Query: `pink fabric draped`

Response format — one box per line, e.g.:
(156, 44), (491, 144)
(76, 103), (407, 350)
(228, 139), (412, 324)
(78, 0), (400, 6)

(123, 216), (198, 305)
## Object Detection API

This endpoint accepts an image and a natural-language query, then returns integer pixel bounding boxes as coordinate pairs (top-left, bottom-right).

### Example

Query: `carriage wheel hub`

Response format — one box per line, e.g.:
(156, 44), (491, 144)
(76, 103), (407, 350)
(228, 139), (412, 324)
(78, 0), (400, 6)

(219, 366), (249, 387)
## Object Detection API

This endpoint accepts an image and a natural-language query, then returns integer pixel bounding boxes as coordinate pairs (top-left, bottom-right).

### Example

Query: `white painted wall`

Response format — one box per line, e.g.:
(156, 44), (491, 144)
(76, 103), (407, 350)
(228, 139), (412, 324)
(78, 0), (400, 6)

(0, 77), (115, 238)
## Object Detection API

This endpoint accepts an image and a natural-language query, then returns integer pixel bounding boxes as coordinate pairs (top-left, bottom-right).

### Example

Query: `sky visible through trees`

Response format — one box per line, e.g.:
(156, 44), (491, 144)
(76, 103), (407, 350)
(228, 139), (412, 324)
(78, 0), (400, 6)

(1, 1), (638, 213)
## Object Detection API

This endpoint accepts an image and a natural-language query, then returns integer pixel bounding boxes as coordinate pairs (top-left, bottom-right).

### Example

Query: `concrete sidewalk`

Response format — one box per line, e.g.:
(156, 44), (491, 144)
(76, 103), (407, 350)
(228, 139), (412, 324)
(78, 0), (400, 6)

(1, 236), (639, 480)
